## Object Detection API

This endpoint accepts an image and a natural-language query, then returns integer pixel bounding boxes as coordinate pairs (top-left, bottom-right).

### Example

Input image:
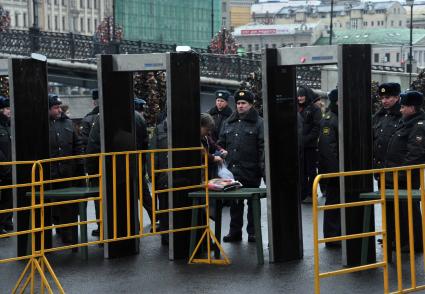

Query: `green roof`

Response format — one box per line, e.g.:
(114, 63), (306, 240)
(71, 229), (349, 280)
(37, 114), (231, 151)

(315, 29), (425, 46)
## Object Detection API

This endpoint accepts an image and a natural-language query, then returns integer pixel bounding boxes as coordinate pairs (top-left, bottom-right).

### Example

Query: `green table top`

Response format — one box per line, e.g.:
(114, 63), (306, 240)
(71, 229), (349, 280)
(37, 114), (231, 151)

(188, 187), (267, 199)
(359, 189), (422, 200)
(25, 186), (100, 200)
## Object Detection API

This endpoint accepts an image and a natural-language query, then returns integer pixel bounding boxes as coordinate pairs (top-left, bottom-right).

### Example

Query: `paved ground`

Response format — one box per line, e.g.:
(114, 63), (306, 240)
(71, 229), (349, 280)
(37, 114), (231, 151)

(1, 196), (424, 293)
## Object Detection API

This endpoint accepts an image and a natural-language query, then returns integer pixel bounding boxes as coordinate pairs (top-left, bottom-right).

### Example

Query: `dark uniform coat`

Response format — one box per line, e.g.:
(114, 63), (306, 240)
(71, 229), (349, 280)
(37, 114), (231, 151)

(385, 110), (425, 249)
(208, 105), (232, 142)
(80, 106), (99, 148)
(217, 108), (265, 187)
(372, 103), (401, 170)
(49, 114), (84, 179)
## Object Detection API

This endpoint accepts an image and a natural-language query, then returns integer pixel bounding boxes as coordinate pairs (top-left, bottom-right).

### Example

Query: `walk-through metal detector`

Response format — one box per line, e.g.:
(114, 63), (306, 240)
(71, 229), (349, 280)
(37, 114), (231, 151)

(97, 52), (200, 259)
(0, 58), (50, 256)
(263, 45), (374, 265)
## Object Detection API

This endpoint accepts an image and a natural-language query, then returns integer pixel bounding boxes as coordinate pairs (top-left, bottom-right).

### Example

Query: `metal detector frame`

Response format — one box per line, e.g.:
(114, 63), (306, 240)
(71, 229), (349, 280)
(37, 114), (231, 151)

(97, 52), (201, 260)
(263, 45), (374, 265)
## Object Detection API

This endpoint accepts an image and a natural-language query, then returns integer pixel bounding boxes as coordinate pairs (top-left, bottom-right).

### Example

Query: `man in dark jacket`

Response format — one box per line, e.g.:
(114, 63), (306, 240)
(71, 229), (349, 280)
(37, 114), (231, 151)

(373, 83), (402, 171)
(385, 91), (425, 251)
(298, 85), (322, 202)
(0, 96), (12, 234)
(318, 89), (340, 247)
(218, 90), (265, 243)
(208, 90), (233, 142)
(49, 94), (84, 244)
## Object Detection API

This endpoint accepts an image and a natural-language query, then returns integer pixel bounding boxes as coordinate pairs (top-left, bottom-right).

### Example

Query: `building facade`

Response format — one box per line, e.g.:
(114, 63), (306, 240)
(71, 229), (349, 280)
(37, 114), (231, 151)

(222, 0), (255, 31)
(114, 0), (221, 48)
(1, 0), (113, 35)
(252, 1), (406, 31)
(233, 23), (323, 53)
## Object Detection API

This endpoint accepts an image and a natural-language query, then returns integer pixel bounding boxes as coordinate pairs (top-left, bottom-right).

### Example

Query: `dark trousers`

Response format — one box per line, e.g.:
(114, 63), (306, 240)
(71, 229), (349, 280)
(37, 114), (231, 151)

(302, 148), (318, 200)
(323, 183), (341, 238)
(229, 199), (254, 235)
(0, 189), (12, 229)
(51, 182), (78, 243)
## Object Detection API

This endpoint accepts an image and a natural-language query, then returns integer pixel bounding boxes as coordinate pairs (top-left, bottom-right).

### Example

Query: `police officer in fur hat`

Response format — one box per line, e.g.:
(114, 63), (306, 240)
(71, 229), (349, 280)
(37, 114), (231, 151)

(218, 90), (264, 243)
(318, 89), (341, 246)
(208, 90), (233, 142)
(385, 91), (425, 251)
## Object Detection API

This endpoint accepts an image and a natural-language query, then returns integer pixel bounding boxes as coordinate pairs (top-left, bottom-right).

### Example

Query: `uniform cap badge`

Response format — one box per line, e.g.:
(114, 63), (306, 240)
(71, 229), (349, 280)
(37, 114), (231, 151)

(416, 136), (423, 142)
(239, 92), (245, 96)
(381, 88), (386, 93)
(323, 127), (330, 135)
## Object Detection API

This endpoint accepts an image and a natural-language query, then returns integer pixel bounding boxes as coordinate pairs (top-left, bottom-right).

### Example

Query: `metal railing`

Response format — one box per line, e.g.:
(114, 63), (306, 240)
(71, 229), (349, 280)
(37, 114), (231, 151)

(313, 164), (425, 294)
(0, 147), (229, 293)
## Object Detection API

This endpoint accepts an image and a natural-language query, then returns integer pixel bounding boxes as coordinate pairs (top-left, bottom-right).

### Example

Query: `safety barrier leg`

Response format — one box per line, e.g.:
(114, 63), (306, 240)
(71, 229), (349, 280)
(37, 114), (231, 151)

(188, 227), (230, 265)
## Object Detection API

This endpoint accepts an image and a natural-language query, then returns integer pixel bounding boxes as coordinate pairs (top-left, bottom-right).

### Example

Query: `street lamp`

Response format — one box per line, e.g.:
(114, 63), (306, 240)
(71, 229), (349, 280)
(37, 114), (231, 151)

(407, 0), (414, 86)
(329, 0), (334, 45)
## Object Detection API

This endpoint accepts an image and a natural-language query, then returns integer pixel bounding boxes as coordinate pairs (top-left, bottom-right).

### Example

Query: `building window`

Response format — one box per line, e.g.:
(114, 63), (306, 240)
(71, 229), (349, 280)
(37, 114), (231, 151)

(385, 53), (390, 62)
(62, 0), (66, 6)
(48, 15), (51, 30)
(391, 20), (394, 26)
(62, 16), (66, 30)
(363, 21), (367, 26)
(94, 19), (98, 30)
(88, 0), (92, 9)
(94, 0), (97, 9)
(55, 15), (58, 30)
(23, 13), (27, 27)
(55, 0), (58, 5)
(80, 0), (84, 9)
(399, 20), (402, 26)
(396, 53), (400, 62)
(87, 18), (91, 32)
(374, 53), (379, 63)
(272, 44), (276, 48)
(80, 17), (84, 31)
(222, 17), (226, 27)
(15, 13), (19, 27)
(248, 44), (252, 52)
(371, 21), (374, 26)
(300, 43), (308, 47)
(222, 2), (227, 13)
(255, 44), (259, 51)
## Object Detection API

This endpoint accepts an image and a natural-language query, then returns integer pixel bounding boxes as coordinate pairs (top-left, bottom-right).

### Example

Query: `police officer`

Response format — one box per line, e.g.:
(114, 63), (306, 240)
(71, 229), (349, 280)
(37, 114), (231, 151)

(49, 94), (84, 244)
(318, 89), (340, 247)
(218, 90), (264, 243)
(386, 91), (425, 251)
(0, 96), (12, 235)
(208, 90), (233, 142)
(373, 83), (402, 171)
(298, 85), (322, 203)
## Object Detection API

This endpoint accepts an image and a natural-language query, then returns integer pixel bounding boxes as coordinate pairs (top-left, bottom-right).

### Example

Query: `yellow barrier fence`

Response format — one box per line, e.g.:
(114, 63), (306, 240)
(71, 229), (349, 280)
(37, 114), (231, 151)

(0, 147), (229, 293)
(313, 164), (425, 294)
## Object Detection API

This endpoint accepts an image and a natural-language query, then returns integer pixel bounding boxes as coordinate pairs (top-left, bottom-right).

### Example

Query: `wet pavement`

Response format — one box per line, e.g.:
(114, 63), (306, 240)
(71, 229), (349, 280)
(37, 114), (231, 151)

(1, 197), (424, 293)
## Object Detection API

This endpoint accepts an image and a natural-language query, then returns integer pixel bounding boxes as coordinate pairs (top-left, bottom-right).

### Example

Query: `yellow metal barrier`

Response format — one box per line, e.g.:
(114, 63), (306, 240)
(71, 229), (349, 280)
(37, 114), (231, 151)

(313, 164), (425, 294)
(0, 147), (229, 293)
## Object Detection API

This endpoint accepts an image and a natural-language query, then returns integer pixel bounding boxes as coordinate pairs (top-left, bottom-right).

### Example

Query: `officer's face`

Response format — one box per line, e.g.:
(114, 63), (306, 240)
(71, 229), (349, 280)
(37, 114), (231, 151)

(236, 100), (252, 114)
(400, 105), (415, 118)
(380, 95), (399, 109)
(216, 98), (228, 111)
(49, 105), (62, 120)
(0, 107), (11, 118)
(297, 95), (306, 104)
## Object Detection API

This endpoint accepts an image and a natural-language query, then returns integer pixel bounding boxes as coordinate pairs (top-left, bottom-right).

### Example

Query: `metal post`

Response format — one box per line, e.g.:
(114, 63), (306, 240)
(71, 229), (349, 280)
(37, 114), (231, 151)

(409, 1), (414, 87)
(329, 0), (334, 45)
(211, 0), (214, 39)
(112, 0), (115, 42)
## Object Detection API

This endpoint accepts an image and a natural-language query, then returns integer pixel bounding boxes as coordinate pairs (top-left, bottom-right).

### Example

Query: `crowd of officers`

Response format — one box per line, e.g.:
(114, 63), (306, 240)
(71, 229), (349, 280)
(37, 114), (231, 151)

(1, 82), (425, 252)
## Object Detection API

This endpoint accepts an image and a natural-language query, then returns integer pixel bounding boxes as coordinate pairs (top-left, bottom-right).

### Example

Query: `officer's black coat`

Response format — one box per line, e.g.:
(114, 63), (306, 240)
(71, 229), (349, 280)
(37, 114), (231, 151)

(208, 105), (232, 142)
(217, 107), (264, 186)
(80, 106), (99, 148)
(372, 103), (401, 170)
(49, 113), (84, 179)
(0, 113), (11, 182)
(386, 110), (425, 188)
(318, 110), (339, 176)
(298, 86), (322, 149)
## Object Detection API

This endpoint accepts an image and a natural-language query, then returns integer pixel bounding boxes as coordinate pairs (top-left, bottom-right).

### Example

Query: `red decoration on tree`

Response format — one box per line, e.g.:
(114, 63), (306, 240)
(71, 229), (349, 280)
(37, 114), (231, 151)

(209, 28), (238, 54)
(95, 16), (123, 44)
(0, 5), (11, 32)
